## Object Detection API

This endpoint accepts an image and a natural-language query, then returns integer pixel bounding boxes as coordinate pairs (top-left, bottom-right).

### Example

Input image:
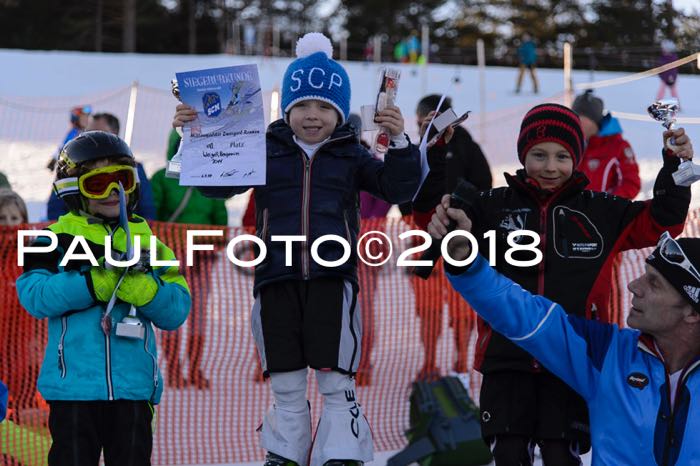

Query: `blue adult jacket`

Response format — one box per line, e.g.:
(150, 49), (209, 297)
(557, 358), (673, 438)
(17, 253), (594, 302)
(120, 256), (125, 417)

(447, 256), (700, 466)
(16, 213), (190, 403)
(200, 120), (421, 293)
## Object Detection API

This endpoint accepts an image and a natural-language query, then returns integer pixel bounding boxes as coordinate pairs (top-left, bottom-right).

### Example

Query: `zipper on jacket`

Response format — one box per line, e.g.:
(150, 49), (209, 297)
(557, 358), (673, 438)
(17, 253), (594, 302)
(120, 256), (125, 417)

(301, 156), (312, 278)
(104, 333), (114, 400)
(259, 208), (269, 242)
(343, 210), (352, 245)
(297, 133), (354, 279)
(58, 316), (68, 378)
(143, 323), (159, 400)
(661, 376), (675, 466)
(557, 209), (568, 259)
(100, 222), (116, 400)
(537, 205), (547, 294)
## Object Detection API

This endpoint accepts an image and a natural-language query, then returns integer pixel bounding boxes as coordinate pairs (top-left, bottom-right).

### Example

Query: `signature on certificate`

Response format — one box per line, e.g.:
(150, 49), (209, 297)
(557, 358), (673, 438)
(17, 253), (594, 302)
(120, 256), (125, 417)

(243, 169), (256, 178)
(221, 169), (239, 178)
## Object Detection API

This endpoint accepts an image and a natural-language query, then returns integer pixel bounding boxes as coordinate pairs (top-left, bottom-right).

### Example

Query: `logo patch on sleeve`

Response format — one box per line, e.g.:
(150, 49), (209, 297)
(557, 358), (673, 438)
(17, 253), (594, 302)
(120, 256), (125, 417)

(627, 372), (649, 389)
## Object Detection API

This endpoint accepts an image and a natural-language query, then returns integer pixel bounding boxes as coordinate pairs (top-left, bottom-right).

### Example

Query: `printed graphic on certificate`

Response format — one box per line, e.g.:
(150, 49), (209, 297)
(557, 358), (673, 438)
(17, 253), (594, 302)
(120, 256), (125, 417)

(176, 64), (266, 186)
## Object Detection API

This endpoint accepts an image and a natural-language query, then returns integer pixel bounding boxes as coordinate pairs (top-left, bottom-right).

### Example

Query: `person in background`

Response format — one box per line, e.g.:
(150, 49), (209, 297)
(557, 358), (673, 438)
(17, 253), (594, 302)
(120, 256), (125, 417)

(351, 113), (393, 386)
(572, 90), (641, 199)
(0, 189), (27, 226)
(0, 188), (45, 443)
(150, 129), (228, 390)
(47, 113), (155, 220)
(572, 90), (642, 326)
(515, 33), (538, 94)
(657, 39), (680, 106)
(406, 31), (421, 64)
(407, 94), (492, 380)
(393, 38), (408, 64)
(47, 105), (92, 172)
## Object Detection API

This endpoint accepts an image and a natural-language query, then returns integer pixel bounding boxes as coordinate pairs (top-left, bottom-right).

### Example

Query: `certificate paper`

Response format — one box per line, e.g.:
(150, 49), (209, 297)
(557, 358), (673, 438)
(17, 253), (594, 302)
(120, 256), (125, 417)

(176, 65), (266, 186)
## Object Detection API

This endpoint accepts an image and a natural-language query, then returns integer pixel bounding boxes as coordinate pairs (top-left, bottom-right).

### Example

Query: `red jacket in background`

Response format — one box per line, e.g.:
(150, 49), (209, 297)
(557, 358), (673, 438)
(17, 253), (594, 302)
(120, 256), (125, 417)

(580, 116), (641, 200)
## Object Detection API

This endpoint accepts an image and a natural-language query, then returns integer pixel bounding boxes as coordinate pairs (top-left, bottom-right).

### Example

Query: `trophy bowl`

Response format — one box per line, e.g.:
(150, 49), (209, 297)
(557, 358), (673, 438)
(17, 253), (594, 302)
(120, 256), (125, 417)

(647, 99), (680, 130)
(648, 99), (700, 186)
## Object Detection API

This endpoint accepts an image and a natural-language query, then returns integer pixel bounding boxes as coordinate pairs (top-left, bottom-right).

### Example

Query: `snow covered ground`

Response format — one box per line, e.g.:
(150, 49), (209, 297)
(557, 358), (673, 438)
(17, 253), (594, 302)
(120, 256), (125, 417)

(1, 48), (699, 224)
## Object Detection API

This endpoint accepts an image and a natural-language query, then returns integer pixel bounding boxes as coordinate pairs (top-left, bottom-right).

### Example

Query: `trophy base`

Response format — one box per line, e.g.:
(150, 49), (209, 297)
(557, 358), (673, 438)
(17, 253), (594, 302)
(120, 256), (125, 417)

(672, 161), (700, 187)
(116, 317), (145, 340)
(165, 143), (183, 179)
(165, 160), (181, 179)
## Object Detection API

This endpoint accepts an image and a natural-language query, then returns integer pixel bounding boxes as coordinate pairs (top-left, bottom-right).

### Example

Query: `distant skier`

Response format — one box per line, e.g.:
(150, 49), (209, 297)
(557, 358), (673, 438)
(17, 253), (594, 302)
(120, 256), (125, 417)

(657, 39), (680, 107)
(515, 32), (539, 94)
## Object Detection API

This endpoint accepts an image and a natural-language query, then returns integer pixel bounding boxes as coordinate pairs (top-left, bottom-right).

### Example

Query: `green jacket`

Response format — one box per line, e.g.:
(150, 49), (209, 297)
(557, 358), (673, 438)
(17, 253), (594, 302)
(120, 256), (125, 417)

(150, 130), (228, 225)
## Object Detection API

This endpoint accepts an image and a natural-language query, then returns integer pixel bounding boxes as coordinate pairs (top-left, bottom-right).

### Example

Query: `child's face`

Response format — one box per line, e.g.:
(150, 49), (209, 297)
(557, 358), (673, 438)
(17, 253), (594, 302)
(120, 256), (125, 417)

(524, 142), (574, 190)
(83, 159), (128, 219)
(0, 203), (24, 226)
(289, 99), (339, 144)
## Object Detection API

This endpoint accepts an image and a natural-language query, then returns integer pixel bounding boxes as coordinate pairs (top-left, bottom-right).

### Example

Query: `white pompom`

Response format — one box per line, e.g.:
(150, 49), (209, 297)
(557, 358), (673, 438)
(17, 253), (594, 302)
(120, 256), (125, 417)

(295, 32), (333, 59)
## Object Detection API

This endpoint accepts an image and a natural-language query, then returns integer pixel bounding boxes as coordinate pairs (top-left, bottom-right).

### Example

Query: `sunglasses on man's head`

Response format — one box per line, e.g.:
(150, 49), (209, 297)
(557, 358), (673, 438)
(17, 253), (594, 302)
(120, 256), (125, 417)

(78, 165), (137, 200)
(657, 231), (700, 283)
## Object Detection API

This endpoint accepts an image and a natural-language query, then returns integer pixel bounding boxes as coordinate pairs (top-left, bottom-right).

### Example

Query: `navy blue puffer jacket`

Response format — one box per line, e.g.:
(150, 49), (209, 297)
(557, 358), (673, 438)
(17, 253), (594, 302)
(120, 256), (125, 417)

(200, 119), (421, 293)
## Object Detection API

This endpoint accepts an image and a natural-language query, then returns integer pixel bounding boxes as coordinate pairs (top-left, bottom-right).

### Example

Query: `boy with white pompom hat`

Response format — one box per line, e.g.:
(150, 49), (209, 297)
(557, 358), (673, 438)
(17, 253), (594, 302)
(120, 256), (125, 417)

(174, 32), (421, 466)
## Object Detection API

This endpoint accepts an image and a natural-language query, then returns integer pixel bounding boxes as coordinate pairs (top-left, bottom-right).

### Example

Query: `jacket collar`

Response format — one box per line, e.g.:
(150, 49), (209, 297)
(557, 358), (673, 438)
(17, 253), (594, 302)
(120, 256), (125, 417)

(268, 119), (357, 154)
(637, 333), (700, 380)
(504, 169), (589, 205)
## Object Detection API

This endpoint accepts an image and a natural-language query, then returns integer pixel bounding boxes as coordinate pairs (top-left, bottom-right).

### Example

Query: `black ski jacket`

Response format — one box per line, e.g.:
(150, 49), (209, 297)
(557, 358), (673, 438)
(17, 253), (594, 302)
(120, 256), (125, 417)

(466, 152), (689, 373)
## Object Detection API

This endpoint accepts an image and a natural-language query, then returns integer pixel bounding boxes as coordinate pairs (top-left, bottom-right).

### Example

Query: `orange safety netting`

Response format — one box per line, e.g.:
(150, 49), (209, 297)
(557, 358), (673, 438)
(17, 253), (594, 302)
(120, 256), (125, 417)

(2, 212), (700, 465)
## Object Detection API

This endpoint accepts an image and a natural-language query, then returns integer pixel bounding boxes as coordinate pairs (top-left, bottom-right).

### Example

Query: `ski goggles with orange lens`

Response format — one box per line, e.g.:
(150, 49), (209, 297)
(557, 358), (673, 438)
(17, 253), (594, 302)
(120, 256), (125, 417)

(77, 165), (138, 199)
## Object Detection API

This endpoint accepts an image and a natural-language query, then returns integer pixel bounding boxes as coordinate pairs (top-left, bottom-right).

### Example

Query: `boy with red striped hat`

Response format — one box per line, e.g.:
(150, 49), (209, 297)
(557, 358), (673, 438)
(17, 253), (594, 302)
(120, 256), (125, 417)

(422, 102), (692, 465)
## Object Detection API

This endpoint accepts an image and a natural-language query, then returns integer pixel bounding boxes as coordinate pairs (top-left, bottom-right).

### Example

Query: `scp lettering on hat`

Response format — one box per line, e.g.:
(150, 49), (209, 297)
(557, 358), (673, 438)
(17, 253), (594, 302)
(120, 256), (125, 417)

(289, 67), (344, 92)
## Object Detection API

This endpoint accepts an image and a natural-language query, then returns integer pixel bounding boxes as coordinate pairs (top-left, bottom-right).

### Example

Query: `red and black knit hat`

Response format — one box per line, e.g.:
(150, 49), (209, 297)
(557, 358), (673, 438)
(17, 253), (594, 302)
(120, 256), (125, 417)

(517, 103), (585, 168)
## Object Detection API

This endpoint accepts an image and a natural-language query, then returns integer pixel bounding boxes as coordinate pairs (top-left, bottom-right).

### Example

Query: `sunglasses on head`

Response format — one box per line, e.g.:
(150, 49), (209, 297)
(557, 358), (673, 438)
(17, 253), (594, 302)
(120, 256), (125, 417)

(657, 231), (700, 283)
(78, 165), (137, 200)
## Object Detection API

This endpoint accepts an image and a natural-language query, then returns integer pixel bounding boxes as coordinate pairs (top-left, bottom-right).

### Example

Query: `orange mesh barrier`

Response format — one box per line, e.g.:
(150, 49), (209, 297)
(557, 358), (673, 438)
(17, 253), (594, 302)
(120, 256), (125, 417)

(2, 213), (699, 465)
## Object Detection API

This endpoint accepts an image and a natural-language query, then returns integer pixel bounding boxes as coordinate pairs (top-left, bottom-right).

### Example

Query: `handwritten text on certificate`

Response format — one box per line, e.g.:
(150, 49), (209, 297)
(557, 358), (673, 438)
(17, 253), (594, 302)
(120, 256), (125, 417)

(176, 64), (266, 186)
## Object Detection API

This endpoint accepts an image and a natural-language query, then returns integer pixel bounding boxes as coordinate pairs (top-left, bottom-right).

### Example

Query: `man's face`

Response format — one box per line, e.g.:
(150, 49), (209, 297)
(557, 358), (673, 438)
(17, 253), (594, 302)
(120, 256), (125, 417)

(86, 117), (115, 134)
(627, 264), (694, 335)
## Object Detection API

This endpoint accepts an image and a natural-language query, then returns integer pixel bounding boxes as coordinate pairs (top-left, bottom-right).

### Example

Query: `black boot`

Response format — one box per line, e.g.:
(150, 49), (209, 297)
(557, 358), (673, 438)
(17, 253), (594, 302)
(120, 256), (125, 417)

(263, 452), (299, 466)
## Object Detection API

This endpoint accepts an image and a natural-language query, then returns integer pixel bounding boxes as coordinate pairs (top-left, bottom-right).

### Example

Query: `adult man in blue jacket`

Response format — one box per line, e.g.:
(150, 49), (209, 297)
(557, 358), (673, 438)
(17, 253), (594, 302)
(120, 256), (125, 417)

(427, 199), (700, 466)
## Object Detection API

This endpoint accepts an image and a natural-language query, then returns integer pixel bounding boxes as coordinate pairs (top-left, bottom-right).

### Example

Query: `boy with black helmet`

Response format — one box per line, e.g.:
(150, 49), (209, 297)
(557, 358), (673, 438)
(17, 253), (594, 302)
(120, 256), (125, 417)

(17, 130), (191, 466)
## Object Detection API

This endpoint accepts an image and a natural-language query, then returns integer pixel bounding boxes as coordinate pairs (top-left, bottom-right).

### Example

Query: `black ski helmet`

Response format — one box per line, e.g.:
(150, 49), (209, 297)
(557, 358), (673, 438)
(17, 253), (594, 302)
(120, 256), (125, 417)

(53, 131), (140, 214)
